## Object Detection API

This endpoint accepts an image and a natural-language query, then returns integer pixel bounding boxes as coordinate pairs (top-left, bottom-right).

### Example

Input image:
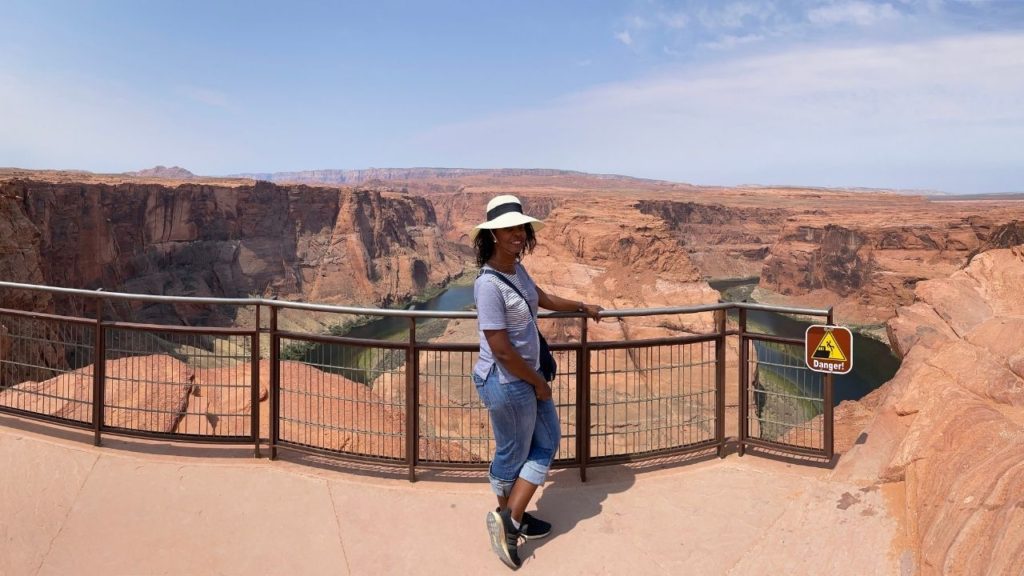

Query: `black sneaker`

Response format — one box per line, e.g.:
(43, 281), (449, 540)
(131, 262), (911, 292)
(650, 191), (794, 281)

(520, 511), (552, 540)
(495, 508), (551, 540)
(486, 508), (521, 569)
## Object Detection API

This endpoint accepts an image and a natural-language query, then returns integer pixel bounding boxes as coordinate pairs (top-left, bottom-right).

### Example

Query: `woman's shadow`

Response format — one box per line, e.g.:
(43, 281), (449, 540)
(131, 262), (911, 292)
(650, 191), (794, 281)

(519, 464), (636, 560)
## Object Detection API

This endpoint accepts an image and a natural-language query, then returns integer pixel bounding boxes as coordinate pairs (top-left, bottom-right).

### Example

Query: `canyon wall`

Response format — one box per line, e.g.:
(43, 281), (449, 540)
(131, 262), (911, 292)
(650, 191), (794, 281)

(835, 246), (1024, 575)
(1, 178), (464, 325)
(425, 184), (1024, 331)
(636, 200), (786, 280)
(0, 187), (63, 385)
(756, 206), (1024, 327)
(7, 170), (1024, 368)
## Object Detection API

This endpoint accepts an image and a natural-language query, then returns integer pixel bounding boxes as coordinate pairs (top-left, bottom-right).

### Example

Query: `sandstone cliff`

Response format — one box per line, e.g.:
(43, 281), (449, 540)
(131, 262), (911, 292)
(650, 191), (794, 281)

(2, 178), (464, 326)
(835, 245), (1024, 575)
(757, 207), (1024, 327)
(9, 167), (1023, 335)
(0, 188), (63, 386)
(636, 200), (786, 280)
(421, 180), (1024, 329)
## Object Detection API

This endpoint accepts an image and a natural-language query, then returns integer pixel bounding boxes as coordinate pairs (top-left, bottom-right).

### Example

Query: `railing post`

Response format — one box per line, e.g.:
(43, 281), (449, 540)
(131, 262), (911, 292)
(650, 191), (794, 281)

(737, 308), (748, 457)
(825, 307), (835, 461)
(406, 317), (418, 482)
(715, 308), (727, 457)
(269, 305), (279, 460)
(578, 314), (589, 482)
(251, 304), (261, 458)
(92, 296), (105, 446)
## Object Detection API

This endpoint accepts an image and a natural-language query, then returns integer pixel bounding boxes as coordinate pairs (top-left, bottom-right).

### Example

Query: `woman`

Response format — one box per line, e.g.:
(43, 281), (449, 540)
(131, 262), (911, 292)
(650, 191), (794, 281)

(471, 194), (603, 570)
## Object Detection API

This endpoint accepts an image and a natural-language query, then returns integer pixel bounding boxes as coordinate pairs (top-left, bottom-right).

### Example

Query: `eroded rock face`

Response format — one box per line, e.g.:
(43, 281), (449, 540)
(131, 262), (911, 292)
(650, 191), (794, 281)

(424, 184), (1024, 329)
(8, 169), (1024, 335)
(5, 179), (463, 325)
(836, 246), (1024, 575)
(0, 188), (64, 386)
(636, 200), (786, 280)
(757, 210), (1024, 326)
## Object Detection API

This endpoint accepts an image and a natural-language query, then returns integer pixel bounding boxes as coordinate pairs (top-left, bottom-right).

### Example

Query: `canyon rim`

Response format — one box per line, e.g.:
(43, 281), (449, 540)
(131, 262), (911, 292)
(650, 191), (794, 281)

(2, 167), (1024, 574)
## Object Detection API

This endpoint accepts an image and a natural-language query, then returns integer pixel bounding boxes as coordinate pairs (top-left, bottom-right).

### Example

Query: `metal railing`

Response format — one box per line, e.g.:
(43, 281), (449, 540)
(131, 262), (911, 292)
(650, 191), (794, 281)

(737, 306), (835, 460)
(0, 281), (835, 480)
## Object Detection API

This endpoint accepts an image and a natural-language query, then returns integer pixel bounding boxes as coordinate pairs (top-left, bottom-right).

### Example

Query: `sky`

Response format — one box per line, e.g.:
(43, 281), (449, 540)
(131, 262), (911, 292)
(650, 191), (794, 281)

(1, 0), (1022, 193)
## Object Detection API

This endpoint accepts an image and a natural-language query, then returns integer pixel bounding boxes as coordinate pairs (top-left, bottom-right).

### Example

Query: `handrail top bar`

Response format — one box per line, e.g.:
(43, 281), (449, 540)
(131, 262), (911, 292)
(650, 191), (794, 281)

(0, 280), (263, 305)
(0, 281), (831, 318)
(733, 301), (832, 317)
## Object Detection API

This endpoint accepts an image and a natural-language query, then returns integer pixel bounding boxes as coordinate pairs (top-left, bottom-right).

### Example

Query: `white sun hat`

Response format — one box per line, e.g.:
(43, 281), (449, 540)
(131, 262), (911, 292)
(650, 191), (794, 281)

(471, 195), (545, 239)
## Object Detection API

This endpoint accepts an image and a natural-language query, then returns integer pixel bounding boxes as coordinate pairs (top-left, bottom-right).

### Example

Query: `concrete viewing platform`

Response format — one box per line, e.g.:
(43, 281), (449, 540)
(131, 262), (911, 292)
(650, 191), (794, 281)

(1, 414), (907, 576)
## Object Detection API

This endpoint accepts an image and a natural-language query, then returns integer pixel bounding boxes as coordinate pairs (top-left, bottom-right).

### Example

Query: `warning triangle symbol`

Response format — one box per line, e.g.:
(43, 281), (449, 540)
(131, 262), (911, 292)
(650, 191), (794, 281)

(812, 332), (847, 361)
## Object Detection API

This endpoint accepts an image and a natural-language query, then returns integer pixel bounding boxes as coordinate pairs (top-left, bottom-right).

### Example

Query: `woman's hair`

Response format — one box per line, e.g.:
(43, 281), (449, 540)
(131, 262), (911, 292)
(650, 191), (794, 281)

(474, 224), (537, 267)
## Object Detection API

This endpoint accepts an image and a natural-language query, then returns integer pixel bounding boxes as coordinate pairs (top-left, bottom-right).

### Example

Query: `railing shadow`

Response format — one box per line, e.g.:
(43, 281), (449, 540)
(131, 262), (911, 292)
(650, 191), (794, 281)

(737, 444), (839, 470)
(0, 412), (260, 460)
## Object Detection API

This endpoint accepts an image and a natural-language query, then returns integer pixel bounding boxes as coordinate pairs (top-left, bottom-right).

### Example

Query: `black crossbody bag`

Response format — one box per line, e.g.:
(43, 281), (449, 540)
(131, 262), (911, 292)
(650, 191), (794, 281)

(481, 269), (558, 382)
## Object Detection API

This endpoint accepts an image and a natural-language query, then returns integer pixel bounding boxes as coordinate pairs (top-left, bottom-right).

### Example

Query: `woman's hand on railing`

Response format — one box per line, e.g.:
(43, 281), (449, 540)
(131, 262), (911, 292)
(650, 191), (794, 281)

(581, 303), (603, 322)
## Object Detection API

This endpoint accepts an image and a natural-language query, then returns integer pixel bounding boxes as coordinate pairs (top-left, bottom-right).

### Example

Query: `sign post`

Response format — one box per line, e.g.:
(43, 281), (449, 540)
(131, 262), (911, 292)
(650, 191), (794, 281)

(805, 325), (853, 374)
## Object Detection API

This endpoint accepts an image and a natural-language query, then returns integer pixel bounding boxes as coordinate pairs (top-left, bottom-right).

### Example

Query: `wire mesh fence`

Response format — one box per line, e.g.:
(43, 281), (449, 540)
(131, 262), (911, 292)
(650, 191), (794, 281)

(1, 280), (838, 476)
(0, 312), (94, 425)
(589, 339), (718, 460)
(416, 347), (489, 463)
(744, 338), (826, 453)
(277, 336), (407, 461)
(101, 326), (254, 438)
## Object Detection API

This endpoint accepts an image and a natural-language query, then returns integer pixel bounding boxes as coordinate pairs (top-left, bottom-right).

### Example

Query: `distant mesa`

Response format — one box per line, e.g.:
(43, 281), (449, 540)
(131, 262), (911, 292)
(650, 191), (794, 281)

(127, 165), (196, 179)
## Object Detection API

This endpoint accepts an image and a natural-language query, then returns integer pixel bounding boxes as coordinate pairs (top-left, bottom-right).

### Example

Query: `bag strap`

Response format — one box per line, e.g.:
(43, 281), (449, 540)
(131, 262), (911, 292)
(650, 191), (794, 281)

(481, 268), (539, 328)
(481, 268), (528, 304)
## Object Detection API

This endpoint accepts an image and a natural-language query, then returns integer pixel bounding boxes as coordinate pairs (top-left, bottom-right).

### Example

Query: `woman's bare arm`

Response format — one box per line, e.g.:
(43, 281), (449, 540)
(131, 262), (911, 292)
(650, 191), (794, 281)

(536, 286), (603, 321)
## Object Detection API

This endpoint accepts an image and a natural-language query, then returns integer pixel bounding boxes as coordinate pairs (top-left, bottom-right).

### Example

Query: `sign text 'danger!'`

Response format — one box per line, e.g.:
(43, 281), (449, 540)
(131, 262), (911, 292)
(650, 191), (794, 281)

(805, 325), (853, 374)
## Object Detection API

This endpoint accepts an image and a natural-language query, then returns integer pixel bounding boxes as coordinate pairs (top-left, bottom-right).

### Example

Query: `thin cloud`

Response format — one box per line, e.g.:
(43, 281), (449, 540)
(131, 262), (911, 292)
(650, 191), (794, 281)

(702, 33), (765, 50)
(412, 33), (1024, 193)
(615, 30), (633, 46)
(698, 1), (776, 30)
(808, 1), (901, 26)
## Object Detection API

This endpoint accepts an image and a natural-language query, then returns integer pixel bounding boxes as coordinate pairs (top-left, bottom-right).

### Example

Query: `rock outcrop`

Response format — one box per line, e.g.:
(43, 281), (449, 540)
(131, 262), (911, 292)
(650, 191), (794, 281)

(2, 178), (464, 326)
(636, 200), (786, 280)
(757, 208), (1024, 327)
(127, 165), (196, 179)
(0, 188), (63, 386)
(0, 355), (194, 431)
(836, 245), (1024, 575)
(7, 169), (1024, 334)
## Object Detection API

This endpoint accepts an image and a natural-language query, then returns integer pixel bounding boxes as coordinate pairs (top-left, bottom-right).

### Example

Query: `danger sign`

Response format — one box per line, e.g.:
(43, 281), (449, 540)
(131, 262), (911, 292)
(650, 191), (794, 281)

(805, 325), (853, 374)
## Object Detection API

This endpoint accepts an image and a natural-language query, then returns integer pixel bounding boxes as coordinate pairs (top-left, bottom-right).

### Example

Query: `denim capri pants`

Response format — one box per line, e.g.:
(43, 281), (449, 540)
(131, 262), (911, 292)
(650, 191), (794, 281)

(473, 365), (561, 497)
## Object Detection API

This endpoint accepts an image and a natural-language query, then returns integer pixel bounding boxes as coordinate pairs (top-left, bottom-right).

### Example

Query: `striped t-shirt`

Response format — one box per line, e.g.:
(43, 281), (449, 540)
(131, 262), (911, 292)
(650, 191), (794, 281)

(473, 262), (540, 383)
